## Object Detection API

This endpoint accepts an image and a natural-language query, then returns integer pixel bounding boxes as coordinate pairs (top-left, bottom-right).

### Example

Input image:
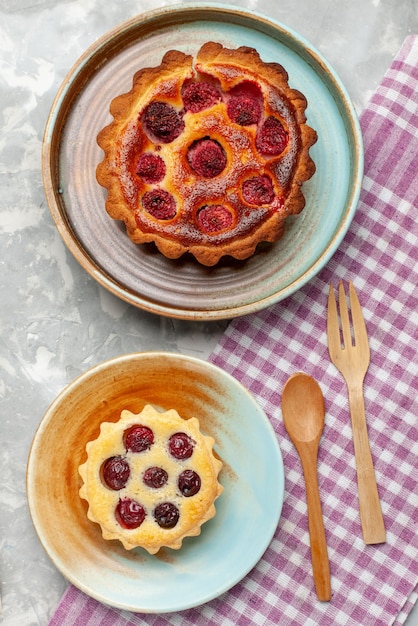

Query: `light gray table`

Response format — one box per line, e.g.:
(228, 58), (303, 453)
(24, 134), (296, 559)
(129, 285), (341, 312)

(1, 0), (417, 624)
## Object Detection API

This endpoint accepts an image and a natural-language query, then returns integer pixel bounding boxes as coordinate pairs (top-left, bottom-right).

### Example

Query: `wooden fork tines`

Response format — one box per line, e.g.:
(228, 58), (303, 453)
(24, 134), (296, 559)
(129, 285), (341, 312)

(327, 280), (386, 545)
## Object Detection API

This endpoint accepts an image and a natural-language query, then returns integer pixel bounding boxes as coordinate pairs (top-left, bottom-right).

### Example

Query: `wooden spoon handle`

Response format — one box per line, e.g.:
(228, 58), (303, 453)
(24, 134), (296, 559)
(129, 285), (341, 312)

(301, 445), (331, 602)
(348, 385), (386, 544)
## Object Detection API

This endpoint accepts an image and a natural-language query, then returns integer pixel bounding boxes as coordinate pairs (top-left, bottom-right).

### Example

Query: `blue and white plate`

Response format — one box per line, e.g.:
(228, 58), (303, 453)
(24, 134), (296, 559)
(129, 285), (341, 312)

(27, 352), (285, 613)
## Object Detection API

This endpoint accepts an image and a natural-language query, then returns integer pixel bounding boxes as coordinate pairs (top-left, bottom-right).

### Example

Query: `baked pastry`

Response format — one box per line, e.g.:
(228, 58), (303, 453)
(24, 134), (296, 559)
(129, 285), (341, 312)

(78, 404), (223, 553)
(96, 42), (317, 266)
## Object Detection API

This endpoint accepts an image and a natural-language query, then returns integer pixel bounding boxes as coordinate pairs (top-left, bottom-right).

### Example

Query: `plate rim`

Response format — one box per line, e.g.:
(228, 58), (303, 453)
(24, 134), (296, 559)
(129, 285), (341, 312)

(26, 351), (285, 612)
(42, 3), (364, 320)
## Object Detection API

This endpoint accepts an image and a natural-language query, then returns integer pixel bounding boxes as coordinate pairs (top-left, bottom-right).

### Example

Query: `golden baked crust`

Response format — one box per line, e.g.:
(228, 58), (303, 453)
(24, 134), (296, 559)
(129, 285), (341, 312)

(78, 404), (223, 553)
(96, 42), (317, 266)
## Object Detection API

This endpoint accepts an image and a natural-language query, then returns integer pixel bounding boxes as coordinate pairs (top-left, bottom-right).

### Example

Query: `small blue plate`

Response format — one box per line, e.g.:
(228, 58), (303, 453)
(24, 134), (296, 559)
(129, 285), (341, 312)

(27, 352), (284, 612)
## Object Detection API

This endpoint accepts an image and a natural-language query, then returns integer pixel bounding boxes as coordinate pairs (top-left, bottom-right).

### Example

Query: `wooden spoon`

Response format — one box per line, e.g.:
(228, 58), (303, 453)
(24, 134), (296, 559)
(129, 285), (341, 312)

(282, 372), (331, 601)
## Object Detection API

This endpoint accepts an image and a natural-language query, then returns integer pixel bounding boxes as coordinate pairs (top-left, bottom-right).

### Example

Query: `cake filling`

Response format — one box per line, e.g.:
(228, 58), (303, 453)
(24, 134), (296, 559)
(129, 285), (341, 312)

(96, 42), (317, 265)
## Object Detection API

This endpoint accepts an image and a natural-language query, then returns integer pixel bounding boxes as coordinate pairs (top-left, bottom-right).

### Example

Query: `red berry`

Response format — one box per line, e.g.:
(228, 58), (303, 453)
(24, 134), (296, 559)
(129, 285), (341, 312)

(101, 456), (130, 490)
(242, 174), (275, 205)
(124, 425), (154, 453)
(168, 432), (195, 460)
(142, 101), (184, 143)
(256, 116), (288, 156)
(187, 138), (226, 178)
(141, 189), (176, 220)
(227, 95), (262, 126)
(197, 205), (233, 233)
(135, 153), (166, 183)
(182, 82), (222, 112)
(178, 470), (201, 497)
(116, 498), (146, 529)
(154, 502), (179, 529)
(143, 466), (168, 489)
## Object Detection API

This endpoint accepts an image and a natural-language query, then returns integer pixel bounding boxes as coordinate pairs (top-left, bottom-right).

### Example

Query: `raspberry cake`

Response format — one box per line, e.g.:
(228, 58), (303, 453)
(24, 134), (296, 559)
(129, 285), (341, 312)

(78, 404), (223, 553)
(96, 42), (317, 266)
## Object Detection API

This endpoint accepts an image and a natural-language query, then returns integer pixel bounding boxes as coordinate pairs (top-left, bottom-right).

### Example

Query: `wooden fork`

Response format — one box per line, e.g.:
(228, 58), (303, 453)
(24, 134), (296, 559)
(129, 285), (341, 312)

(327, 280), (386, 545)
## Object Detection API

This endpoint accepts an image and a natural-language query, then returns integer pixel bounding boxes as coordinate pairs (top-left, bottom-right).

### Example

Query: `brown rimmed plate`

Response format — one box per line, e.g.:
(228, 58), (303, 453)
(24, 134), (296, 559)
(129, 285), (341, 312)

(42, 3), (363, 320)
(27, 352), (284, 612)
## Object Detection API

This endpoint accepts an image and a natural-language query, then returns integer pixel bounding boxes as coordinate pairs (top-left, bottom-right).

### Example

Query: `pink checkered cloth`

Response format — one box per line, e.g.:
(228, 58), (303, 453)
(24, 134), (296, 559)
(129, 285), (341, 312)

(49, 35), (418, 626)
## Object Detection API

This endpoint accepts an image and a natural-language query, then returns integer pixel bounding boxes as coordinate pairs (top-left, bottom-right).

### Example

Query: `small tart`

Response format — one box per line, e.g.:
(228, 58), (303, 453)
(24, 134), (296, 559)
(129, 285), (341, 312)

(78, 404), (223, 553)
(96, 42), (317, 266)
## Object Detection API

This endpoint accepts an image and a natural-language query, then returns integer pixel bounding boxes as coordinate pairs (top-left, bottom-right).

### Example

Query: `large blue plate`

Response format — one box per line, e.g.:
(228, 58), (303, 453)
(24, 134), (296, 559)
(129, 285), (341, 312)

(43, 4), (363, 319)
(27, 352), (284, 612)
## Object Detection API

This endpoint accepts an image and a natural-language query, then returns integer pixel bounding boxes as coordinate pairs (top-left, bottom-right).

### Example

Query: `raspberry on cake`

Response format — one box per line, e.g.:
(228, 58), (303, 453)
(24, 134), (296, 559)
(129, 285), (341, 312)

(78, 404), (223, 553)
(96, 42), (317, 266)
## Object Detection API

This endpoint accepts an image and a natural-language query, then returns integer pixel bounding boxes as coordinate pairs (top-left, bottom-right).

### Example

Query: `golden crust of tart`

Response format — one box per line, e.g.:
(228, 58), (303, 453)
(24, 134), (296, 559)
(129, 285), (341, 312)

(96, 42), (317, 266)
(78, 404), (223, 553)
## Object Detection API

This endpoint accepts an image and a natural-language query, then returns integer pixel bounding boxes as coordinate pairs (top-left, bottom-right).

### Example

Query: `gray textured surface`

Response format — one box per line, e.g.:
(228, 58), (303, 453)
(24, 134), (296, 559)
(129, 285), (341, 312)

(1, 0), (417, 623)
